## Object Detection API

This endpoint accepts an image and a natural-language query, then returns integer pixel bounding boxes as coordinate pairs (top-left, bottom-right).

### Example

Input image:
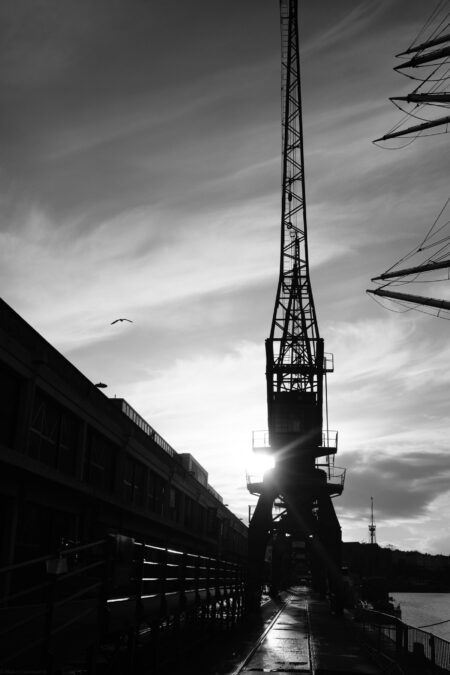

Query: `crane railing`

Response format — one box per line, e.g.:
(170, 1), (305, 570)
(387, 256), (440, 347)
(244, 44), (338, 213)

(252, 430), (271, 453)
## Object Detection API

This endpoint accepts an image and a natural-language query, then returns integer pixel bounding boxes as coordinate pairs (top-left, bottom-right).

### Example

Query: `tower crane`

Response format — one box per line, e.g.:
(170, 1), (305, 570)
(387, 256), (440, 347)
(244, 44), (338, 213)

(247, 0), (345, 610)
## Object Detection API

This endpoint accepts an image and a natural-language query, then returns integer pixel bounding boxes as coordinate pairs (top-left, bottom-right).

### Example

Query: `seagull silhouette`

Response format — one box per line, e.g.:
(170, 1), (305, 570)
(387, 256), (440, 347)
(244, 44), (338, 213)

(110, 318), (133, 325)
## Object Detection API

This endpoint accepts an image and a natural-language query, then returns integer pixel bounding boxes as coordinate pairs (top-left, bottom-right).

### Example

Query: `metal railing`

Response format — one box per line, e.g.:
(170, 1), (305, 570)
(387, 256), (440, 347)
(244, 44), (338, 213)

(252, 430), (271, 452)
(321, 429), (338, 451)
(0, 535), (246, 673)
(324, 352), (334, 372)
(326, 465), (346, 487)
(251, 430), (339, 455)
(359, 609), (450, 672)
(0, 538), (108, 672)
(246, 472), (264, 485)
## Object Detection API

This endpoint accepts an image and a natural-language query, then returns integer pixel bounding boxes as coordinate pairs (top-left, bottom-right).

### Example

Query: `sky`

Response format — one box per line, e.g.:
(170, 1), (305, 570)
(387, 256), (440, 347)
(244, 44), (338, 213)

(1, 0), (449, 554)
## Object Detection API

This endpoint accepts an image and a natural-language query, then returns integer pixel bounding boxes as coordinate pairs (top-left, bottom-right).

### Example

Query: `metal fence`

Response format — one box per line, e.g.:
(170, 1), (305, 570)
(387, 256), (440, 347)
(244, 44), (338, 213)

(0, 535), (246, 673)
(359, 609), (450, 672)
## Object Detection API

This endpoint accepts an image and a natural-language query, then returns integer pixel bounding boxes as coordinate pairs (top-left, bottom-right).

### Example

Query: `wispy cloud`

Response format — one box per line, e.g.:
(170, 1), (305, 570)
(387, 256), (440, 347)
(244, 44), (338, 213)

(1, 0), (447, 552)
(304, 0), (391, 56)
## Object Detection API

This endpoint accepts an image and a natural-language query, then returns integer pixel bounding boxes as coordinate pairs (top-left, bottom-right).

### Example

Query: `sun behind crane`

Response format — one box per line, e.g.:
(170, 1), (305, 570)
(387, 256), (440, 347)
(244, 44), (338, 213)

(246, 0), (346, 611)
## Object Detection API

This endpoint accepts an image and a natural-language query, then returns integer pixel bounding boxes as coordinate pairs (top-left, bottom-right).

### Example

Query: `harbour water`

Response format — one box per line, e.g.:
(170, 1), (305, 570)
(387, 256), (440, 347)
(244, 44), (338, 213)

(392, 593), (450, 641)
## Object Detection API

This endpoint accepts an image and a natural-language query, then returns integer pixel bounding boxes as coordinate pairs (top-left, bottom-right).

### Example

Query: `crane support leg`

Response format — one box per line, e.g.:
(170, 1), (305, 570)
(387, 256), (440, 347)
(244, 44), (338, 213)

(247, 487), (275, 610)
(315, 494), (344, 614)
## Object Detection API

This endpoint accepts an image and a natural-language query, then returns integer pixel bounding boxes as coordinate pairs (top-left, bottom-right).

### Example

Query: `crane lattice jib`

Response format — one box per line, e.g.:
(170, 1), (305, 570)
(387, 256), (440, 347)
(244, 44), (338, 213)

(269, 0), (320, 396)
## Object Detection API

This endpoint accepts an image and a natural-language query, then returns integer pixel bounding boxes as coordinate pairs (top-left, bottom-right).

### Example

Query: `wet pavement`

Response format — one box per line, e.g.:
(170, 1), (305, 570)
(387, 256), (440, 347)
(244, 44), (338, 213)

(241, 590), (311, 673)
(307, 592), (380, 674)
(240, 587), (380, 674)
(181, 586), (384, 674)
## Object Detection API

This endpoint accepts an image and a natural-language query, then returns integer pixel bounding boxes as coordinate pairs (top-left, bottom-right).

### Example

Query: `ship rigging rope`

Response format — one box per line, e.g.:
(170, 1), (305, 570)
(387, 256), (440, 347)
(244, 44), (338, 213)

(367, 292), (450, 320)
(396, 68), (450, 83)
(376, 69), (450, 145)
(391, 98), (446, 123)
(417, 196), (450, 250)
(373, 120), (450, 149)
(379, 197), (450, 277)
(376, 4), (450, 145)
(391, 63), (450, 118)
(408, 0), (449, 53)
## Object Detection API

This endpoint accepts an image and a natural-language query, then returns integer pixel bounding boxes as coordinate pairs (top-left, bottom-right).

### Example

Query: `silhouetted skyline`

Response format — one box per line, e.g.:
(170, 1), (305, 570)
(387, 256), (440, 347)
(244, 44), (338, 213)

(1, 0), (449, 553)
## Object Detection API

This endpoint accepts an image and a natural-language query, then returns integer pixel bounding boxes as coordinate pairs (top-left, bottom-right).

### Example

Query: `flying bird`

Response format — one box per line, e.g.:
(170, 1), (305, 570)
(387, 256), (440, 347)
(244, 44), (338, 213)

(110, 318), (133, 325)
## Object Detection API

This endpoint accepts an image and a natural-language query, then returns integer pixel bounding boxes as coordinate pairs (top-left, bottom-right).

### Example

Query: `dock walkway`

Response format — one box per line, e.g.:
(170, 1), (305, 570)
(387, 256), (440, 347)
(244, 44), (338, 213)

(185, 586), (383, 675)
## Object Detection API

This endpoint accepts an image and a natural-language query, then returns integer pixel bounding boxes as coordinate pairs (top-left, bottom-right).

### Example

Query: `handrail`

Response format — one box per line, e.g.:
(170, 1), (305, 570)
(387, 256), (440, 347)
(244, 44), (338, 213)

(57, 538), (107, 556)
(0, 534), (247, 671)
(54, 581), (103, 607)
(0, 538), (107, 575)
(0, 606), (49, 637)
(56, 559), (105, 582)
(0, 553), (56, 575)
(5, 578), (52, 603)
(360, 608), (450, 672)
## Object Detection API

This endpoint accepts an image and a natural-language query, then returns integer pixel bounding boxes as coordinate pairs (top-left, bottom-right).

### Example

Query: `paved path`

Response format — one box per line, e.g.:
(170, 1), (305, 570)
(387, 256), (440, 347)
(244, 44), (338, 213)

(242, 590), (312, 673)
(238, 587), (380, 674)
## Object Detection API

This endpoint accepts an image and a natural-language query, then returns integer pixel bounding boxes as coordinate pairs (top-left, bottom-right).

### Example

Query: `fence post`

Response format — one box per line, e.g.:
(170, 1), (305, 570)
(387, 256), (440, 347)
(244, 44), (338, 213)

(41, 575), (57, 674)
(194, 554), (200, 608)
(239, 563), (245, 619)
(179, 552), (187, 613)
(219, 559), (224, 627)
(205, 556), (212, 623)
(99, 537), (114, 636)
(159, 547), (168, 617)
(88, 538), (115, 675)
(128, 540), (145, 671)
(403, 625), (409, 653)
(134, 539), (145, 615)
(395, 621), (401, 651)
(429, 633), (436, 673)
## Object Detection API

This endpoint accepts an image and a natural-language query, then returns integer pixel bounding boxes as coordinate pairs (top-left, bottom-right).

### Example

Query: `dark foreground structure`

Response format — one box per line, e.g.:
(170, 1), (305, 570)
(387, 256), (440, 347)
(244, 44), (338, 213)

(0, 296), (247, 671)
(0, 298), (247, 567)
(2, 1), (450, 673)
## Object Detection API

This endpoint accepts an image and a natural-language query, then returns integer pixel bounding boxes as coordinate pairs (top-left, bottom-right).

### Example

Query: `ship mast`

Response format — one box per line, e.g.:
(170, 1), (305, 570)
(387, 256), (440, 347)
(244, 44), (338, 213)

(374, 17), (450, 143)
(368, 4), (450, 316)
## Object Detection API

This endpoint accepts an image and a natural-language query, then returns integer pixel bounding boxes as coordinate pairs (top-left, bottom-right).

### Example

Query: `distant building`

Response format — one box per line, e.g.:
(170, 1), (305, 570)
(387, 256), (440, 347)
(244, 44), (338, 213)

(0, 299), (246, 568)
(342, 541), (450, 591)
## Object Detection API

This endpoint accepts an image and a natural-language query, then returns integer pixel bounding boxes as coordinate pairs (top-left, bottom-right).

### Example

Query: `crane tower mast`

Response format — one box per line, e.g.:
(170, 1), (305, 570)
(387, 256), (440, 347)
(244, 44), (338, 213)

(247, 0), (345, 610)
(267, 0), (324, 467)
(270, 0), (319, 383)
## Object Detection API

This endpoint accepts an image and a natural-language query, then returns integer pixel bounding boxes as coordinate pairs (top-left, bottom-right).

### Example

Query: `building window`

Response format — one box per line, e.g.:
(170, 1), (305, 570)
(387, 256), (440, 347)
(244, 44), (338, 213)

(123, 455), (147, 507)
(58, 413), (79, 475)
(148, 470), (166, 516)
(169, 487), (181, 522)
(0, 364), (21, 448)
(198, 505), (205, 535)
(184, 496), (194, 529)
(83, 429), (116, 492)
(29, 389), (79, 475)
(207, 507), (219, 536)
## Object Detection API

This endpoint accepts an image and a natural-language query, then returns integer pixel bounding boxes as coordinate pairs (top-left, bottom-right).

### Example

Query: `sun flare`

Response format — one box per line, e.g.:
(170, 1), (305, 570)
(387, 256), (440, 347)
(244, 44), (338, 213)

(246, 452), (275, 479)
